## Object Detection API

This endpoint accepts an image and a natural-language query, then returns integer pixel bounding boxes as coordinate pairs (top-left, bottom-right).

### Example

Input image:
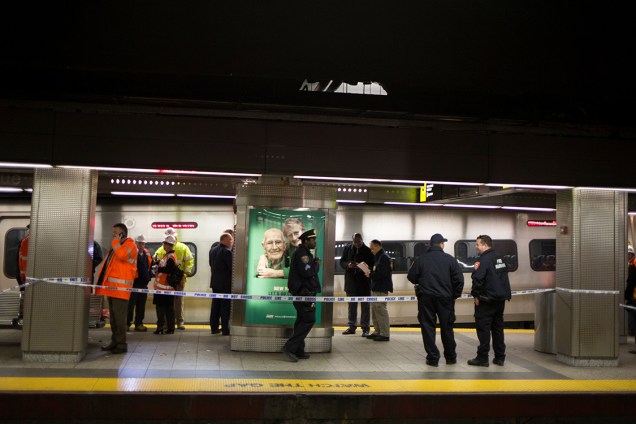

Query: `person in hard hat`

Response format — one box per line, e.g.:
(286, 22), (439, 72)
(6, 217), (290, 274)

(96, 223), (138, 354)
(153, 227), (194, 330)
(127, 234), (152, 332)
(153, 235), (179, 335)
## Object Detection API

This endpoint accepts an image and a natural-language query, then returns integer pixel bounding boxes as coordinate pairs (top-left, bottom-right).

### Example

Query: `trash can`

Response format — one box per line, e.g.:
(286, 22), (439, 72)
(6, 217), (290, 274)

(534, 291), (556, 354)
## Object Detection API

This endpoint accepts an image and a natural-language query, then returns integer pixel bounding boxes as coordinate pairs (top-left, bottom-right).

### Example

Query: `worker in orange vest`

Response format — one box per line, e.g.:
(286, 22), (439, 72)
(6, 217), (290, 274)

(95, 223), (137, 354)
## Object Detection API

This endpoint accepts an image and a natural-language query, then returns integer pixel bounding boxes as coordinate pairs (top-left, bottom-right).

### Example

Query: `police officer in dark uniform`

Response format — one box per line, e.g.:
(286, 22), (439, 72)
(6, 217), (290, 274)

(468, 234), (512, 367)
(282, 229), (321, 362)
(407, 233), (464, 367)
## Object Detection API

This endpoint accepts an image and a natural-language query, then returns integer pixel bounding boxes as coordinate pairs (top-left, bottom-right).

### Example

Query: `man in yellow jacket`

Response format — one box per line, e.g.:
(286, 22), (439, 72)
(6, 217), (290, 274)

(96, 223), (138, 354)
(153, 227), (194, 330)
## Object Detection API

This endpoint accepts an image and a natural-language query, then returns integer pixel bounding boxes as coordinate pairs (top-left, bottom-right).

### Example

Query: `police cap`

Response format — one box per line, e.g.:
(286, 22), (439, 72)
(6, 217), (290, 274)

(299, 229), (317, 242)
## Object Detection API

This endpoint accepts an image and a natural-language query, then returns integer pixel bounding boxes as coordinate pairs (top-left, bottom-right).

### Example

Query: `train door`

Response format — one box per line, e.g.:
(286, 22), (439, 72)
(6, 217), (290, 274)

(0, 217), (29, 291)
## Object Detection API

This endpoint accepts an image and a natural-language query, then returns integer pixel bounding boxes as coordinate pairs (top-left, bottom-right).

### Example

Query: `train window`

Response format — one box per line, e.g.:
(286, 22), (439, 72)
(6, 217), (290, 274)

(146, 242), (198, 277)
(454, 239), (518, 272)
(4, 228), (28, 280)
(334, 241), (348, 275)
(414, 241), (431, 257)
(529, 239), (556, 271)
(382, 242), (408, 273)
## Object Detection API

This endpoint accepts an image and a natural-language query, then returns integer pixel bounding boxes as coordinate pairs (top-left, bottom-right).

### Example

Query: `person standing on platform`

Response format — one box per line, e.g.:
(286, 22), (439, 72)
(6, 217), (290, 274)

(15, 224), (30, 324)
(407, 233), (464, 366)
(340, 233), (374, 336)
(153, 235), (179, 335)
(210, 232), (234, 335)
(365, 239), (393, 342)
(282, 229), (321, 362)
(153, 227), (194, 330)
(625, 246), (636, 354)
(96, 223), (138, 354)
(467, 234), (512, 367)
(127, 234), (152, 332)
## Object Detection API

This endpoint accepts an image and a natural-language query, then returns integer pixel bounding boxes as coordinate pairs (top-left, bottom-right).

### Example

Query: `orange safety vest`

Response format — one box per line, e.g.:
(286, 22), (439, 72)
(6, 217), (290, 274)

(95, 237), (138, 300)
(154, 251), (178, 291)
(18, 236), (29, 284)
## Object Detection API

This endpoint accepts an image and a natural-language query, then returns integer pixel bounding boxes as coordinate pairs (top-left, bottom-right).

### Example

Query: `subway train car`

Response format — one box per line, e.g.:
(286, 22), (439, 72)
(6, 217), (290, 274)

(0, 198), (558, 326)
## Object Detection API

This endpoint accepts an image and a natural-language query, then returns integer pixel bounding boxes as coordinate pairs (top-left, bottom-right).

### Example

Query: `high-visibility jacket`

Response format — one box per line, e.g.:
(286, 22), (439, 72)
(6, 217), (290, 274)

(95, 237), (138, 300)
(154, 251), (178, 291)
(153, 238), (194, 282)
(17, 235), (29, 285)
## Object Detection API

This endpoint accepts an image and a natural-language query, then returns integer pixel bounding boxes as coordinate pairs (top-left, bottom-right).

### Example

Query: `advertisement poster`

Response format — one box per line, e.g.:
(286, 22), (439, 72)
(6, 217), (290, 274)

(244, 208), (325, 325)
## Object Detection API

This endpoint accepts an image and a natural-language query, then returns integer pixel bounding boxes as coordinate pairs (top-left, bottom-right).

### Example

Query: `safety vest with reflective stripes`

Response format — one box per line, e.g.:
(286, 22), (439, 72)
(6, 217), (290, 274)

(95, 237), (138, 300)
(154, 251), (178, 291)
(153, 239), (194, 281)
(18, 236), (29, 284)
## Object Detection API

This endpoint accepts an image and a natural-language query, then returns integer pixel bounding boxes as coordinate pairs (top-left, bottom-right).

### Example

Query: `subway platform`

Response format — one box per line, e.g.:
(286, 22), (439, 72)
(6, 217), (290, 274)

(1, 325), (635, 423)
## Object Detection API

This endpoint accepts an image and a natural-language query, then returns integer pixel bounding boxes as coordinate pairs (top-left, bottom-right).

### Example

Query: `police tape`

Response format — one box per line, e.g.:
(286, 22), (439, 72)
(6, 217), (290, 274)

(620, 304), (636, 311)
(6, 277), (560, 303)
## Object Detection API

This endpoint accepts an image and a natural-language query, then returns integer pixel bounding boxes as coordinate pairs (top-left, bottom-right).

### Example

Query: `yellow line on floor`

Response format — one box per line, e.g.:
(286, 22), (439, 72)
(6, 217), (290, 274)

(1, 377), (634, 393)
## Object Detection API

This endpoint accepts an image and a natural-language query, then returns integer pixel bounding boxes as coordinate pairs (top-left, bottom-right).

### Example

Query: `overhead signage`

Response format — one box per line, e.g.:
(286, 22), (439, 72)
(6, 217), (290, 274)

(151, 222), (198, 229)
(527, 220), (557, 227)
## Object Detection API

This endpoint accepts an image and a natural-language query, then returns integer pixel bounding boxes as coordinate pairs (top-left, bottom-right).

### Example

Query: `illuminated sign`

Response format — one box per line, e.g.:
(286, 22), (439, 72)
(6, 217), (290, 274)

(419, 184), (434, 202)
(527, 220), (557, 227)
(151, 222), (198, 229)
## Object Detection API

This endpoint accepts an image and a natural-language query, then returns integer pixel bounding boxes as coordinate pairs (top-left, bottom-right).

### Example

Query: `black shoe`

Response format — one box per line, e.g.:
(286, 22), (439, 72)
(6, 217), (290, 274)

(446, 358), (457, 365)
(361, 331), (370, 337)
(342, 328), (356, 335)
(153, 329), (164, 335)
(111, 346), (127, 354)
(629, 350), (636, 354)
(165, 329), (175, 334)
(366, 333), (379, 339)
(222, 331), (230, 336)
(426, 360), (439, 367)
(282, 347), (298, 362)
(373, 335), (390, 342)
(297, 352), (311, 359)
(493, 358), (505, 366)
(467, 358), (489, 367)
(101, 343), (116, 351)
(211, 329), (221, 335)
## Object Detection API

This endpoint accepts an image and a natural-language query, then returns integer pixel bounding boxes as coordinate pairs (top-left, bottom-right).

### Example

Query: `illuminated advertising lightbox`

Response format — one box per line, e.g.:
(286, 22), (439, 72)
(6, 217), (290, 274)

(244, 208), (325, 325)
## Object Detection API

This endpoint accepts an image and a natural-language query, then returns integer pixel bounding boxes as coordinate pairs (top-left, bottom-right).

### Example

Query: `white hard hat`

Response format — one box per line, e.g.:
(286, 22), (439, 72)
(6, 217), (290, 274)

(629, 246), (634, 254)
(164, 227), (177, 237)
(163, 235), (176, 245)
(135, 234), (147, 243)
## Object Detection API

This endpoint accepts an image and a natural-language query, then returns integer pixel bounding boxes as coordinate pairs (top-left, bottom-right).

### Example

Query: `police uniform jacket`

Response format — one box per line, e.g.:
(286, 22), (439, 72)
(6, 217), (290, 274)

(470, 248), (512, 302)
(407, 246), (464, 299)
(210, 243), (232, 293)
(370, 248), (393, 293)
(287, 244), (321, 296)
(339, 242), (374, 293)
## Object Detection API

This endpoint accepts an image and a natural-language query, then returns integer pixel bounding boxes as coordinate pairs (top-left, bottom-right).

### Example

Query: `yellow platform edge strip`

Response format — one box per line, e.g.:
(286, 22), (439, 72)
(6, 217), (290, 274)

(1, 377), (635, 393)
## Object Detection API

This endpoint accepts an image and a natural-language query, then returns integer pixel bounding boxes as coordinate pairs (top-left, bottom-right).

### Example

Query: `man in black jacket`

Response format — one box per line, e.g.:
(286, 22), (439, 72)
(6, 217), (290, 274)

(468, 235), (512, 367)
(340, 233), (374, 336)
(283, 229), (321, 362)
(365, 240), (393, 342)
(407, 233), (464, 366)
(210, 233), (234, 335)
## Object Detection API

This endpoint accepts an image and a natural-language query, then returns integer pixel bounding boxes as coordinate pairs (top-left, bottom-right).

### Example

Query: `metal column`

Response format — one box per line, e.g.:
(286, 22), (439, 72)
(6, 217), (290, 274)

(21, 168), (97, 362)
(555, 189), (625, 366)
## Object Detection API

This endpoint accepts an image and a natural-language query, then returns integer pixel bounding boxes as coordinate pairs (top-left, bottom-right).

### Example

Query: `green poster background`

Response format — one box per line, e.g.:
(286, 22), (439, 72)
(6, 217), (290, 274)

(244, 208), (325, 325)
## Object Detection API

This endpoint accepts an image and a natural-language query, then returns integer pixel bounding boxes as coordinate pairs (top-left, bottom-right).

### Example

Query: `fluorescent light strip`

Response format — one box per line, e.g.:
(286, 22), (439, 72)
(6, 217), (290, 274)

(578, 187), (636, 193)
(176, 194), (237, 199)
(486, 183), (572, 190)
(0, 162), (52, 169)
(0, 187), (24, 192)
(111, 191), (175, 197)
(424, 180), (483, 187)
(443, 204), (500, 209)
(501, 206), (556, 212)
(383, 202), (442, 207)
(61, 165), (261, 178)
(336, 200), (366, 204)
(295, 175), (390, 183)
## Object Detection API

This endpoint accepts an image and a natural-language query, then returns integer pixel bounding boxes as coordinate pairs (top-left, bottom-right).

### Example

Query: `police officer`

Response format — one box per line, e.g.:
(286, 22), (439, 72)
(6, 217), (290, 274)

(468, 234), (512, 367)
(282, 229), (321, 362)
(407, 233), (464, 367)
